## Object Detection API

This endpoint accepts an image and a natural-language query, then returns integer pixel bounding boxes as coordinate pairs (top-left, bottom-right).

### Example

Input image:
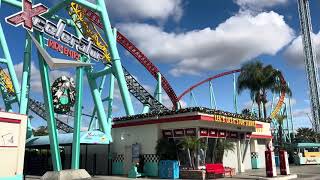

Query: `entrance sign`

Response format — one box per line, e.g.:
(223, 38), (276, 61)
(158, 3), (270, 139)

(212, 114), (256, 127)
(5, 0), (104, 62)
(0, 112), (27, 180)
(47, 39), (80, 60)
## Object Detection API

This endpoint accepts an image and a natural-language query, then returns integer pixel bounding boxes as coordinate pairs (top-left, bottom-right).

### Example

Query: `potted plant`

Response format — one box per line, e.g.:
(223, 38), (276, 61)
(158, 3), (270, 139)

(179, 137), (207, 179)
(213, 138), (235, 163)
(156, 138), (180, 179)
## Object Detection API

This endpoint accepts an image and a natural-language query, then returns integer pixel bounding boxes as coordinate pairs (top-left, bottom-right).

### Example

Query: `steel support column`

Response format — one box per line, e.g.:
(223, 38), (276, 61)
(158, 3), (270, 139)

(0, 23), (21, 103)
(297, 0), (320, 132)
(96, 0), (134, 115)
(19, 32), (33, 138)
(86, 70), (109, 136)
(35, 32), (62, 171)
(209, 81), (217, 109)
(154, 72), (162, 103)
(233, 73), (238, 113)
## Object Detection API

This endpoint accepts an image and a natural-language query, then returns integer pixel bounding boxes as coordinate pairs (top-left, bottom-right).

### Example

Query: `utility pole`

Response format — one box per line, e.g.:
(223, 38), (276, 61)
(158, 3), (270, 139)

(297, 0), (320, 132)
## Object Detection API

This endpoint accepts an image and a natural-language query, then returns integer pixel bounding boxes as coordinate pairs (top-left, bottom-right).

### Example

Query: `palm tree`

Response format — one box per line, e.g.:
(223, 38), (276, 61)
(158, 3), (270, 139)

(155, 138), (179, 160)
(294, 128), (319, 143)
(213, 139), (235, 163)
(274, 114), (287, 149)
(179, 137), (206, 169)
(237, 61), (291, 119)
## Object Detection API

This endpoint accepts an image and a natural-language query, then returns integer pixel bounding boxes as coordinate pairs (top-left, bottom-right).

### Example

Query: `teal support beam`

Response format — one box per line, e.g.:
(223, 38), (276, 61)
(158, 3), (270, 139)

(71, 27), (85, 169)
(19, 32), (33, 138)
(73, 0), (99, 12)
(0, 58), (7, 63)
(233, 73), (238, 113)
(285, 100), (290, 142)
(107, 74), (114, 137)
(209, 81), (217, 109)
(35, 32), (62, 171)
(0, 23), (21, 103)
(88, 74), (107, 131)
(50, 15), (74, 27)
(154, 72), (162, 103)
(288, 98), (294, 138)
(96, 0), (134, 115)
(86, 70), (109, 134)
(43, 0), (67, 18)
(71, 56), (84, 169)
(190, 91), (197, 107)
(2, 0), (21, 8)
(88, 107), (97, 130)
(89, 65), (112, 79)
(142, 105), (150, 114)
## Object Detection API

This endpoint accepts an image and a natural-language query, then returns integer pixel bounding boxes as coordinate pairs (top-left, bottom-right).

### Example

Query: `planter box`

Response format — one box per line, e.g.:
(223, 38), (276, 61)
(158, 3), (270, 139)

(179, 170), (205, 179)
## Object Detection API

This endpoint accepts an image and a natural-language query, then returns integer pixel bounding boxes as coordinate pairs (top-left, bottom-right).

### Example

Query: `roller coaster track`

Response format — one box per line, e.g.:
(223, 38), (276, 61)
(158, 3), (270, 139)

(270, 74), (286, 119)
(28, 99), (73, 133)
(122, 67), (168, 112)
(177, 69), (287, 118)
(177, 69), (241, 101)
(116, 32), (178, 109)
(69, 3), (178, 110)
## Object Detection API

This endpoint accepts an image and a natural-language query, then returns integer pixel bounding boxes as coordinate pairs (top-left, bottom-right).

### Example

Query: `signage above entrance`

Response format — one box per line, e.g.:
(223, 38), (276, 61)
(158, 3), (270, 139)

(5, 0), (104, 62)
(212, 114), (256, 127)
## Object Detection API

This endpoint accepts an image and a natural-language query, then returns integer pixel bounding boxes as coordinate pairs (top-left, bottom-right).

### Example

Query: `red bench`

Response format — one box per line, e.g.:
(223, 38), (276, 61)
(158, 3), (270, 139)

(205, 163), (233, 178)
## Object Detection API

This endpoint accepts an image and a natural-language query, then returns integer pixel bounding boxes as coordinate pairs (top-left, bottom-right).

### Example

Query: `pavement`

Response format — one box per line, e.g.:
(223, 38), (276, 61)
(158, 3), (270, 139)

(25, 165), (320, 180)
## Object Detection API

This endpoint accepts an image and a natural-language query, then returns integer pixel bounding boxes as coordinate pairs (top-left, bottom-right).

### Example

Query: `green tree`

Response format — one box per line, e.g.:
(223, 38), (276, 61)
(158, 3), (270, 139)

(155, 138), (178, 160)
(179, 137), (206, 169)
(213, 139), (235, 163)
(237, 61), (291, 120)
(32, 126), (48, 136)
(294, 128), (319, 143)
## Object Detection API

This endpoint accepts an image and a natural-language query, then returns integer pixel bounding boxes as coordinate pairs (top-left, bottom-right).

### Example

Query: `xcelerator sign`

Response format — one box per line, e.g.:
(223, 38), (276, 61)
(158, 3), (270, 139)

(5, 0), (104, 62)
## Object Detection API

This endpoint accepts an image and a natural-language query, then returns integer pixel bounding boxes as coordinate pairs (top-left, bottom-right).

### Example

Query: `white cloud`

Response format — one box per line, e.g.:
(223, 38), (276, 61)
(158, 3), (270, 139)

(5, 62), (72, 93)
(106, 0), (183, 22)
(235, 0), (288, 10)
(283, 32), (320, 68)
(292, 108), (310, 118)
(118, 11), (294, 76)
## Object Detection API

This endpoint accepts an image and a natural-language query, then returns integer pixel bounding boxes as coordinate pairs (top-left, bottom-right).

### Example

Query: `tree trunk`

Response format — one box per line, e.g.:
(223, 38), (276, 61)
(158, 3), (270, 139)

(257, 100), (261, 119)
(262, 90), (267, 120)
(187, 148), (192, 168)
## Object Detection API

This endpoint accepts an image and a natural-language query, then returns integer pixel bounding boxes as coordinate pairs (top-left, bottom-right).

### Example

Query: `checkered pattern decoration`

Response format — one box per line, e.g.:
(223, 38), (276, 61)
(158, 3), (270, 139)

(113, 154), (124, 162)
(251, 152), (259, 159)
(143, 154), (160, 162)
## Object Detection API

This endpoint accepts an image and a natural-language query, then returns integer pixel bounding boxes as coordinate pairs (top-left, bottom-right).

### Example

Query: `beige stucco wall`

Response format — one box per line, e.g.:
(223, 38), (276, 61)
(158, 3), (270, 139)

(0, 112), (27, 177)
(111, 124), (160, 155)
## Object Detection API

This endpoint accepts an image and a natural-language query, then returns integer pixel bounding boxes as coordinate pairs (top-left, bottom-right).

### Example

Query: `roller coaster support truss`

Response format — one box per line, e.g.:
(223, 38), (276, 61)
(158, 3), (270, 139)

(297, 0), (320, 132)
(0, 0), (136, 172)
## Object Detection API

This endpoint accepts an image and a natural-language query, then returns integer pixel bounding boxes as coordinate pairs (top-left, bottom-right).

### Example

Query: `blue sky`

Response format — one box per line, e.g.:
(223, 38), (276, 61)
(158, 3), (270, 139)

(1, 0), (320, 130)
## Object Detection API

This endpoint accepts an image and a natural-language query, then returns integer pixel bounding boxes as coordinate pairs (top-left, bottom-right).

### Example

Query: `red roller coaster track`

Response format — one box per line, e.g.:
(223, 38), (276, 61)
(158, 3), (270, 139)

(177, 69), (241, 101)
(116, 32), (178, 109)
(77, 5), (179, 109)
(177, 69), (287, 119)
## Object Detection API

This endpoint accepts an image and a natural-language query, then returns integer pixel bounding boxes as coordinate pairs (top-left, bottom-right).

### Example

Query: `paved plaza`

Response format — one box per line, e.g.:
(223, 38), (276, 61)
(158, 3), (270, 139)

(25, 165), (320, 180)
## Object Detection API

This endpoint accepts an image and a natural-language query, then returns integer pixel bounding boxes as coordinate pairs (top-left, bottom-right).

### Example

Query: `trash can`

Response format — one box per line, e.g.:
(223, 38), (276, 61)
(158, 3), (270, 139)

(159, 160), (179, 179)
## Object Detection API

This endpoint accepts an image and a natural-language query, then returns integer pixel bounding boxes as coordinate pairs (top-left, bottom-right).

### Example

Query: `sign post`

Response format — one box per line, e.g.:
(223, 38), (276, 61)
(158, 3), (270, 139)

(279, 150), (290, 175)
(265, 141), (277, 177)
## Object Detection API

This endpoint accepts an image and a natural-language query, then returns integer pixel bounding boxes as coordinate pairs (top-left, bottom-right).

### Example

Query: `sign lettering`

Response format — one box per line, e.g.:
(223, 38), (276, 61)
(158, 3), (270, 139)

(5, 0), (105, 62)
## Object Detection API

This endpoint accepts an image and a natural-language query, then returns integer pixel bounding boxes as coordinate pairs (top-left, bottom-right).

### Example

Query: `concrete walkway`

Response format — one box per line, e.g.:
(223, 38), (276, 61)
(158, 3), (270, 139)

(26, 165), (320, 180)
